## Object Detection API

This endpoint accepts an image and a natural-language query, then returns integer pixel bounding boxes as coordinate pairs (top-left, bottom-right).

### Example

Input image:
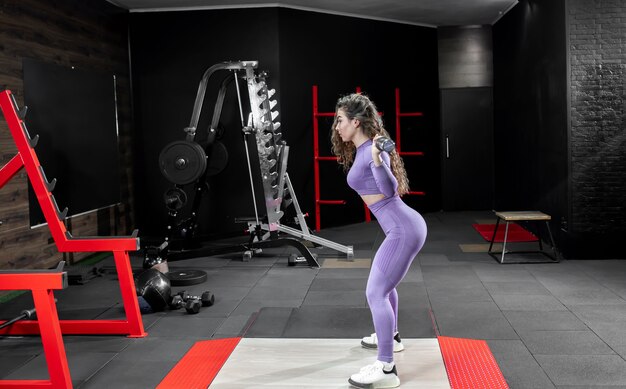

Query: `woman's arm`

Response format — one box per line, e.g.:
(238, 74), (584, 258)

(369, 151), (398, 197)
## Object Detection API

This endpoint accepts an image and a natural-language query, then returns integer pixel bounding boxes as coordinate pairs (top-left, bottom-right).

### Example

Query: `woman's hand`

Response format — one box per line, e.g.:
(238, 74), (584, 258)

(371, 134), (383, 166)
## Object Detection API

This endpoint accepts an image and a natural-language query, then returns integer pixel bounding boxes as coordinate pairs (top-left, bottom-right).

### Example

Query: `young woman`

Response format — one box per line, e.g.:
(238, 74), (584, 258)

(332, 93), (427, 388)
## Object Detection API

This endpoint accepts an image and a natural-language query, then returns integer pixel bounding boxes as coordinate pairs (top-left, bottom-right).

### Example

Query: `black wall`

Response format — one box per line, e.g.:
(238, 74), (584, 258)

(276, 8), (440, 229)
(129, 8), (280, 238)
(493, 0), (569, 253)
(130, 8), (440, 237)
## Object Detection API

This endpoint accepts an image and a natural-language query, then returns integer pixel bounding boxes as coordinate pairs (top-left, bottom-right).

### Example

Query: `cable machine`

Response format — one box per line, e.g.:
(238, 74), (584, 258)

(145, 61), (353, 270)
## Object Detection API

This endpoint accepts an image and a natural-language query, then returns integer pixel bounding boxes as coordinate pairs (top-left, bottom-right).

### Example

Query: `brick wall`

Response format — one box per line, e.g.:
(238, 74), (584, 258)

(569, 0), (626, 236)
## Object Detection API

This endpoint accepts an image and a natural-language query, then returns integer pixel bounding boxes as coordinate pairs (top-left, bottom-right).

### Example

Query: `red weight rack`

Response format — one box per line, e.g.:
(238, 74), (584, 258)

(395, 88), (426, 197)
(0, 263), (72, 388)
(0, 89), (146, 341)
(312, 85), (374, 231)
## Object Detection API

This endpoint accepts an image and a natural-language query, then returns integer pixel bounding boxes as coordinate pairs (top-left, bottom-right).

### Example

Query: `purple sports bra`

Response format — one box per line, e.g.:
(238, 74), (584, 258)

(347, 139), (398, 198)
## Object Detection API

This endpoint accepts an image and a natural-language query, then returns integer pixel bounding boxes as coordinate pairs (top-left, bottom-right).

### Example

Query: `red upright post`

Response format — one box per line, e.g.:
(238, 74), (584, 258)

(312, 85), (346, 231)
(0, 269), (72, 388)
(395, 88), (426, 197)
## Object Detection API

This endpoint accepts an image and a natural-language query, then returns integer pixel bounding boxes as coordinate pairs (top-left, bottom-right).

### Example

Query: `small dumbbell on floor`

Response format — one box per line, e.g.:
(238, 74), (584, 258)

(169, 290), (215, 314)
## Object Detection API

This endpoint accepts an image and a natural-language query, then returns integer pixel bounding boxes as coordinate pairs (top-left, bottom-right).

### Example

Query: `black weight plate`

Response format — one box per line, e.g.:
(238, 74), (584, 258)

(159, 141), (207, 185)
(167, 269), (207, 286)
(163, 187), (188, 210)
(206, 141), (229, 176)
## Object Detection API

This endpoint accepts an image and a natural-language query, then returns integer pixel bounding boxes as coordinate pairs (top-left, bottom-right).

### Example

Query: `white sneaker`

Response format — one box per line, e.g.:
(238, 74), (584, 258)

(361, 333), (404, 352)
(349, 361), (400, 388)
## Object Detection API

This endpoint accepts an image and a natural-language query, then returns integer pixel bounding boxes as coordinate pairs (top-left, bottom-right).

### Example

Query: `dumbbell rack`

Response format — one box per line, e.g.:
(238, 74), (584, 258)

(0, 90), (146, 339)
(155, 61), (352, 267)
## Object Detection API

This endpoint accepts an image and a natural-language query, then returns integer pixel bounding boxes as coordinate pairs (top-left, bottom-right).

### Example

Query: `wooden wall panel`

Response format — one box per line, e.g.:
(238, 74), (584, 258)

(0, 0), (133, 270)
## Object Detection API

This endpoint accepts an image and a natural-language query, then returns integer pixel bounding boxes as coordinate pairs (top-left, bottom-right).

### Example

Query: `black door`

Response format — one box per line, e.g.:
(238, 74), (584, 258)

(441, 87), (494, 211)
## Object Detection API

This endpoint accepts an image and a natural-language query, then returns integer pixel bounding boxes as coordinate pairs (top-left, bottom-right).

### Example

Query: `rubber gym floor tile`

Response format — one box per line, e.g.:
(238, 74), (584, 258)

(115, 337), (197, 362)
(321, 257), (372, 268)
(309, 277), (367, 291)
(0, 355), (38, 379)
(397, 282), (432, 308)
(145, 316), (224, 339)
(280, 306), (436, 339)
(422, 265), (484, 285)
(281, 306), (375, 338)
(486, 340), (556, 389)
(502, 310), (588, 332)
(230, 297), (303, 315)
(483, 281), (552, 295)
(547, 286), (624, 307)
(431, 300), (518, 340)
(245, 284), (310, 301)
(77, 358), (176, 389)
(417, 253), (452, 265)
(302, 290), (367, 306)
(315, 267), (371, 279)
(243, 307), (294, 338)
(472, 267), (538, 283)
(212, 314), (256, 338)
(491, 294), (568, 311)
(535, 355), (626, 386)
(517, 330), (615, 355)
(57, 307), (115, 320)
(3, 351), (118, 382)
(61, 335), (132, 353)
(200, 268), (271, 287)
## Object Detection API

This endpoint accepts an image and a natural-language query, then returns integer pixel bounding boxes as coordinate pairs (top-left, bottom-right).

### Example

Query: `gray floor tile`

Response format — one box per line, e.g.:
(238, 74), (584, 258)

(427, 284), (494, 302)
(282, 306), (375, 338)
(422, 265), (483, 286)
(315, 268), (371, 279)
(518, 330), (615, 355)
(487, 340), (556, 389)
(484, 281), (552, 295)
(303, 290), (366, 306)
(202, 268), (269, 287)
(230, 299), (304, 316)
(213, 314), (256, 338)
(244, 307), (294, 338)
(417, 253), (450, 265)
(115, 337), (196, 362)
(145, 315), (224, 339)
(536, 355), (626, 386)
(0, 355), (37, 379)
(4, 351), (117, 381)
(473, 268), (537, 282)
(77, 358), (174, 389)
(431, 300), (518, 339)
(491, 294), (567, 311)
(503, 310), (589, 331)
(309, 277), (367, 291)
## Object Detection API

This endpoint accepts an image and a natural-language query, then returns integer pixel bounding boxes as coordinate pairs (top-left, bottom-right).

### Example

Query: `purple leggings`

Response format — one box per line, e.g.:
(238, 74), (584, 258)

(367, 196), (427, 362)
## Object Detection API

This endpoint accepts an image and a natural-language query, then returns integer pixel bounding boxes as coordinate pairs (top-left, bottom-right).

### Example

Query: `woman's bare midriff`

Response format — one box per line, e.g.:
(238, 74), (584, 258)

(361, 194), (386, 206)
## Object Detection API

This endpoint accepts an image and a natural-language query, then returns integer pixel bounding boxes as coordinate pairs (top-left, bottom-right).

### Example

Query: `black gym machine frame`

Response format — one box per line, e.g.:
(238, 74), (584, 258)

(145, 61), (353, 269)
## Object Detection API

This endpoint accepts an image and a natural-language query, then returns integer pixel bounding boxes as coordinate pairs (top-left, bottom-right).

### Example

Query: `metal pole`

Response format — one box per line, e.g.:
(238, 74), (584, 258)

(235, 71), (260, 226)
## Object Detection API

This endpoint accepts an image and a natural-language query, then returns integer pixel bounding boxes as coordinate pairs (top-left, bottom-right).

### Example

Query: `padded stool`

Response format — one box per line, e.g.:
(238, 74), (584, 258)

(488, 211), (560, 264)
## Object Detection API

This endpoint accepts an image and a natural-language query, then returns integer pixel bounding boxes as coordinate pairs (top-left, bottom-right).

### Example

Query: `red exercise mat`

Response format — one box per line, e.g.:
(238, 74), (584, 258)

(158, 337), (241, 389)
(438, 336), (509, 388)
(472, 223), (538, 243)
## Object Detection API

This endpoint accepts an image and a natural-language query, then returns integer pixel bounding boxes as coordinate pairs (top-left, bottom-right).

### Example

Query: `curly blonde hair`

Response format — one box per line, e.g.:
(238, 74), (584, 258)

(330, 93), (410, 195)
